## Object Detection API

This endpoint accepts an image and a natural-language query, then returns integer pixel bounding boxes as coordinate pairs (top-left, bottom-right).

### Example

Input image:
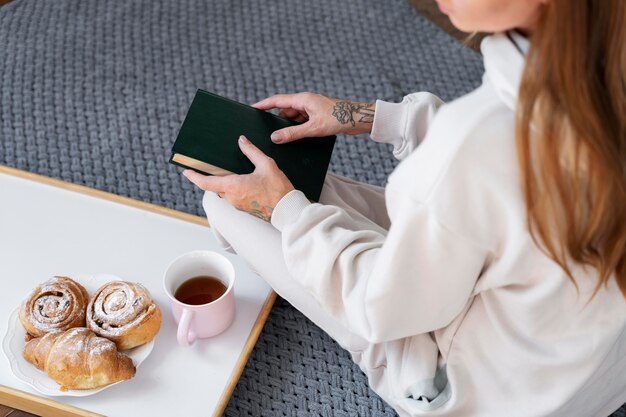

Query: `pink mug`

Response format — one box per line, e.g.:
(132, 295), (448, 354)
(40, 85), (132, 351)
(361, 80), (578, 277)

(163, 250), (236, 346)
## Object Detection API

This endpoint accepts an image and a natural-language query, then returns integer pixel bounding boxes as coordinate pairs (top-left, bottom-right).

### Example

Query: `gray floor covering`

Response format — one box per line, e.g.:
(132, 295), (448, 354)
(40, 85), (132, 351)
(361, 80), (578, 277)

(0, 0), (624, 415)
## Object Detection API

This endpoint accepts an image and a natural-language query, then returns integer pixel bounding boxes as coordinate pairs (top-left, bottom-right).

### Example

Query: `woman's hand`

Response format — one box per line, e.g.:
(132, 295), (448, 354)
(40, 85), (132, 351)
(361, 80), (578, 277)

(253, 92), (376, 144)
(182, 136), (294, 222)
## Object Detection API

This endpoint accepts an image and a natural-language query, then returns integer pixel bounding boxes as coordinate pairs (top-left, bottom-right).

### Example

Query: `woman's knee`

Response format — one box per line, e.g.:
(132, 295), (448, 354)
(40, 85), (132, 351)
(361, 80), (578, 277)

(202, 191), (236, 253)
(202, 191), (221, 217)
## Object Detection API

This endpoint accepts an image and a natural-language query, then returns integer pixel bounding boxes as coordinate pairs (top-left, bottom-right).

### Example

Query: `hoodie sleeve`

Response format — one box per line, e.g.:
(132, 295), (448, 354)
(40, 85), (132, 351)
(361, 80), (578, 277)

(370, 92), (444, 161)
(271, 184), (487, 344)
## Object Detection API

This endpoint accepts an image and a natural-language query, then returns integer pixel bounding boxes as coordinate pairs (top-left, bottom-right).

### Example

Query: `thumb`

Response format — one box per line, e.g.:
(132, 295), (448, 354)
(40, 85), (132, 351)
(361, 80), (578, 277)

(271, 123), (313, 144)
(238, 135), (271, 168)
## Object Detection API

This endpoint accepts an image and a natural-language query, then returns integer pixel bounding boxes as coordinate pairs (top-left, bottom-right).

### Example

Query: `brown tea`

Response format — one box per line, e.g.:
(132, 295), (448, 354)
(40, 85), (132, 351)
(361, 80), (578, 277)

(174, 275), (227, 305)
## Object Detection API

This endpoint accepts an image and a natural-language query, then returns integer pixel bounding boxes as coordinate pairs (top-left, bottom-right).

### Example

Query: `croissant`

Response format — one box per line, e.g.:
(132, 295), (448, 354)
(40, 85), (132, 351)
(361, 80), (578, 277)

(86, 281), (162, 350)
(19, 276), (89, 338)
(23, 328), (135, 391)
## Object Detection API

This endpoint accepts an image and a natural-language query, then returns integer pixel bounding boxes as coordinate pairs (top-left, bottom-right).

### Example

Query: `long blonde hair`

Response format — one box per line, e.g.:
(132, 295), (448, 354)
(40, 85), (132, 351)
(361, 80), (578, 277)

(516, 0), (626, 297)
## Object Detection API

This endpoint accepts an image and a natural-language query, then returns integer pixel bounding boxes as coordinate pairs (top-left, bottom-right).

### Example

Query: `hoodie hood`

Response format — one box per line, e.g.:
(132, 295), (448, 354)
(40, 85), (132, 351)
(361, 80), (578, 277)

(480, 31), (529, 111)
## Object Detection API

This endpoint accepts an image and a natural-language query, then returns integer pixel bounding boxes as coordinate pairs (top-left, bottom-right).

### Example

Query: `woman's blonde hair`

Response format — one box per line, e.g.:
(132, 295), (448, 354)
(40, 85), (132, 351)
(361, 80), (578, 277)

(517, 0), (626, 297)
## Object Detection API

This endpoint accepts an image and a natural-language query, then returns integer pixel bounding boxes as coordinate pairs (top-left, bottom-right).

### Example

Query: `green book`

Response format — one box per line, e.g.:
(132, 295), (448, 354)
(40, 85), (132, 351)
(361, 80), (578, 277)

(170, 89), (336, 202)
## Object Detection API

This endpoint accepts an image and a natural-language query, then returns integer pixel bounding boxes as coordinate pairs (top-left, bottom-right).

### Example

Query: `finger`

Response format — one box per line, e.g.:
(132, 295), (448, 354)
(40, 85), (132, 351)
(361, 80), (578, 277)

(279, 109), (309, 124)
(271, 123), (314, 143)
(278, 108), (301, 119)
(293, 114), (309, 124)
(252, 94), (306, 111)
(237, 135), (272, 168)
(182, 170), (228, 192)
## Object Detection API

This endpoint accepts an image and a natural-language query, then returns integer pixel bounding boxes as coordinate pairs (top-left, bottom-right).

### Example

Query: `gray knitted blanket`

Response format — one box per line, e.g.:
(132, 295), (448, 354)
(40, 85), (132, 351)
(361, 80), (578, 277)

(0, 0), (623, 415)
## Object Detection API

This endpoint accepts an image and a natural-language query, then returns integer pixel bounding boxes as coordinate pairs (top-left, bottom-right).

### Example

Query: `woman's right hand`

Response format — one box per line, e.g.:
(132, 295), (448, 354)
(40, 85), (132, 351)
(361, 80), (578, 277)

(252, 92), (376, 144)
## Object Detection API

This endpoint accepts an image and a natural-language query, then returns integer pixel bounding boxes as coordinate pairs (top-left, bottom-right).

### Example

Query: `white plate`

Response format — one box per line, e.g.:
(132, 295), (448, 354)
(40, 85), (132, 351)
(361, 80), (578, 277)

(2, 273), (155, 397)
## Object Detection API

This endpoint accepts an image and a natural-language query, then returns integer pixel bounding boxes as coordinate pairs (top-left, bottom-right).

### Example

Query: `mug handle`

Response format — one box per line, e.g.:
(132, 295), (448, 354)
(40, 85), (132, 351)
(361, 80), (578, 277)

(177, 309), (197, 346)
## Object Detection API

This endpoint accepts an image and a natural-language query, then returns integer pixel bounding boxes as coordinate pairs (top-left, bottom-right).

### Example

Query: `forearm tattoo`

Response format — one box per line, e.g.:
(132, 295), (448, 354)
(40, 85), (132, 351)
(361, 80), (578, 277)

(331, 101), (375, 127)
(248, 200), (274, 222)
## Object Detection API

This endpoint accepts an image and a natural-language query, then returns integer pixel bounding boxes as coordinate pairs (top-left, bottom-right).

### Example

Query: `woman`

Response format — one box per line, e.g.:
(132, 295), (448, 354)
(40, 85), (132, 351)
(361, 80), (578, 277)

(183, 0), (626, 415)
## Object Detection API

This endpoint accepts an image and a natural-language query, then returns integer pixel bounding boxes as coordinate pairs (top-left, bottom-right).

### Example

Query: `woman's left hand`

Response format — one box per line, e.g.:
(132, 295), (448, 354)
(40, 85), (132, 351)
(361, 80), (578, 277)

(182, 135), (295, 222)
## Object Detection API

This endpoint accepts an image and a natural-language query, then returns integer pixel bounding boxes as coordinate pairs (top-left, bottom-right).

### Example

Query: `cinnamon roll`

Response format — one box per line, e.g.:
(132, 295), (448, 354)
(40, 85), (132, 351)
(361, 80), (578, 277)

(86, 281), (161, 350)
(19, 276), (89, 338)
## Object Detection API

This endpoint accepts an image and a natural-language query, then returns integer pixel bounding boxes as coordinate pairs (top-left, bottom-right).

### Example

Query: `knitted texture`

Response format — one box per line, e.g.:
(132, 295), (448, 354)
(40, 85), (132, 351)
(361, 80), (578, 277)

(1, 0), (623, 416)
(0, 0), (483, 213)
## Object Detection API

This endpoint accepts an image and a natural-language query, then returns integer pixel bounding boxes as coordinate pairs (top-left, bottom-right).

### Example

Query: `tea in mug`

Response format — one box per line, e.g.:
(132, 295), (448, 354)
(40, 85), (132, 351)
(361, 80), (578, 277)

(174, 276), (227, 305)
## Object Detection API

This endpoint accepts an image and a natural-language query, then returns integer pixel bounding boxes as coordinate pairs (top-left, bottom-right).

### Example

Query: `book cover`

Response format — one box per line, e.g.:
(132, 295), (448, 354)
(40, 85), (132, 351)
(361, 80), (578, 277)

(170, 89), (336, 202)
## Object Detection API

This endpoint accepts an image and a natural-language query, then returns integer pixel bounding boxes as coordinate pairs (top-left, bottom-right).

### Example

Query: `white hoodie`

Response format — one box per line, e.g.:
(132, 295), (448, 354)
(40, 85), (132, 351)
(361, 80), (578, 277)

(270, 32), (626, 416)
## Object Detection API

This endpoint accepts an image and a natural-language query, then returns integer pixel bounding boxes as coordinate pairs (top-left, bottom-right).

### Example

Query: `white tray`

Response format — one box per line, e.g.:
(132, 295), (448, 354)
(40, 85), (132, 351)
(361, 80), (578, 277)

(0, 166), (274, 417)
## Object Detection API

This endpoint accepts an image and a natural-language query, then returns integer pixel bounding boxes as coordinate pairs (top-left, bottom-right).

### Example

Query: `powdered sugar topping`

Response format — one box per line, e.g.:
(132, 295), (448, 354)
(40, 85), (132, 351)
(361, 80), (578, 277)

(86, 281), (155, 337)
(21, 277), (87, 335)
